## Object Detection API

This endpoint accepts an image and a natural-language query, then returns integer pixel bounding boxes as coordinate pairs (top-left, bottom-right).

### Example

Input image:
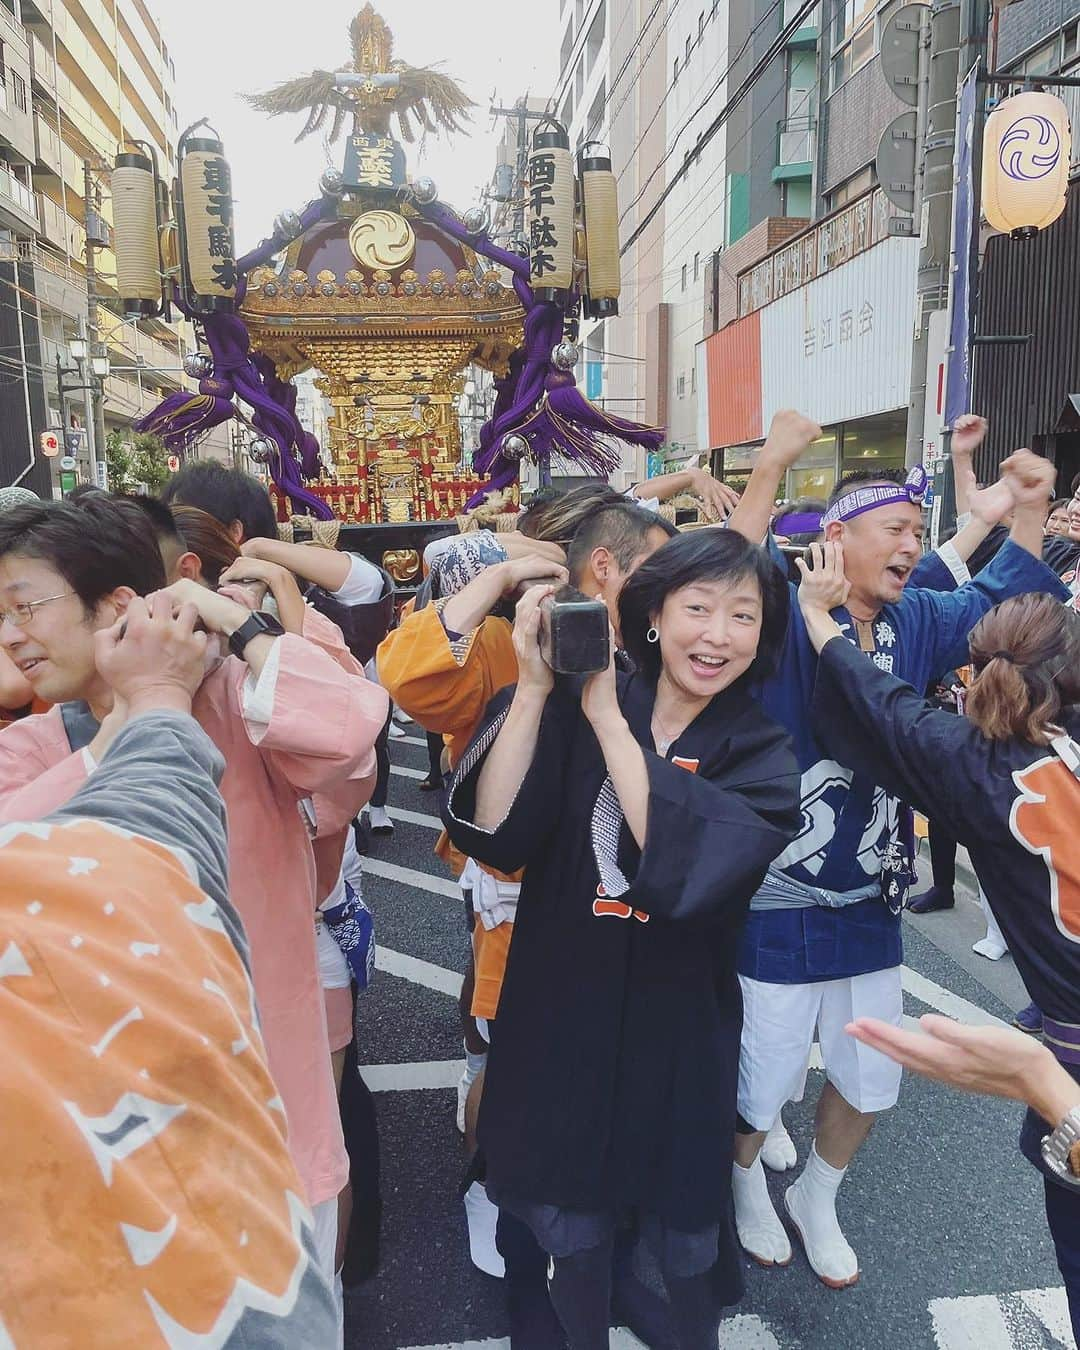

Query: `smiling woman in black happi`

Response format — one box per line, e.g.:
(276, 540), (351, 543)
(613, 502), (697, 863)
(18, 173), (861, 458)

(445, 530), (800, 1350)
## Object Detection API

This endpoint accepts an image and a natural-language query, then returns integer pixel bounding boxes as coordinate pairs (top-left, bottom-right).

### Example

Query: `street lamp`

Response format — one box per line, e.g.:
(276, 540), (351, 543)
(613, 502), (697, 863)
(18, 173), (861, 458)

(69, 337), (88, 361)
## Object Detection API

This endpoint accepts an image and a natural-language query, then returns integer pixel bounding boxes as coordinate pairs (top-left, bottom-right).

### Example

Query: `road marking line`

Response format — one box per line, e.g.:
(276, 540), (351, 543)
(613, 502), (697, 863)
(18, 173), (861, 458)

(1019, 1288), (1077, 1346)
(399, 1316), (781, 1350)
(391, 764), (429, 781)
(387, 806), (444, 830)
(901, 965), (1006, 1028)
(930, 1287), (1076, 1349)
(363, 858), (460, 898)
(375, 945), (463, 998)
(360, 1060), (461, 1092)
(395, 734), (430, 748)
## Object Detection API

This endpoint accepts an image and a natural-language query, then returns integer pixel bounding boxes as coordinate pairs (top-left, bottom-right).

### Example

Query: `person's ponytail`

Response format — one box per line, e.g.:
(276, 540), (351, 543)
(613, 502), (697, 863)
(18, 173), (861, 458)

(966, 595), (1080, 745)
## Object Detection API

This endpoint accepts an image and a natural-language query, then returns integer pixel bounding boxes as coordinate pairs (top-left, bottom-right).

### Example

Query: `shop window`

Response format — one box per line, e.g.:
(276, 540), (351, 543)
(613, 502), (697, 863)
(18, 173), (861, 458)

(787, 431), (839, 499)
(840, 412), (906, 472)
(1021, 40), (1058, 77)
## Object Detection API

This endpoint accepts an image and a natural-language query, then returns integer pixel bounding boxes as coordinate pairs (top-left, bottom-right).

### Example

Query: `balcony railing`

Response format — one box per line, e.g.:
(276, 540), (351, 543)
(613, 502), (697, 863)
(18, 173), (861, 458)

(0, 3), (29, 54)
(738, 187), (900, 316)
(777, 115), (815, 167)
(34, 111), (62, 175)
(36, 191), (85, 255)
(29, 30), (55, 96)
(0, 162), (37, 221)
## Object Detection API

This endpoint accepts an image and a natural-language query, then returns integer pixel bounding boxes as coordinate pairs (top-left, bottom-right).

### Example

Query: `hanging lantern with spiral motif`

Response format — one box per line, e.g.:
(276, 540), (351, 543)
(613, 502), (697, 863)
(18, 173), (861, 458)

(982, 91), (1071, 239)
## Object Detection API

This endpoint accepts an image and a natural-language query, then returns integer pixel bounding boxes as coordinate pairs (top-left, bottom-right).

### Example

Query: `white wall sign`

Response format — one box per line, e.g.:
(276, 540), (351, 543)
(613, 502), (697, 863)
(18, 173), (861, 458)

(759, 238), (919, 428)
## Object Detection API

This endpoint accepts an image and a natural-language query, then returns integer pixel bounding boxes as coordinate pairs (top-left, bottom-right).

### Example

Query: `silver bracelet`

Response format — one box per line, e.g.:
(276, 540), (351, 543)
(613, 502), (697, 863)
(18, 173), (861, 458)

(1041, 1105), (1080, 1186)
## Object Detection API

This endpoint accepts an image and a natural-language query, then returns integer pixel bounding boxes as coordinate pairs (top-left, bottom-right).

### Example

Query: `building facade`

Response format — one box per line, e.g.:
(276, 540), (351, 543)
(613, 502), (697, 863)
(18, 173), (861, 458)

(699, 0), (926, 500)
(970, 0), (1080, 491)
(0, 0), (227, 496)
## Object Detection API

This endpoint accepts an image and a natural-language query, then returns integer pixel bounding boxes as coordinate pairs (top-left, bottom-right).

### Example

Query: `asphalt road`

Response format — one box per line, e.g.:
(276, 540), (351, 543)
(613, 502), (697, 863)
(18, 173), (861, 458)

(344, 726), (1074, 1350)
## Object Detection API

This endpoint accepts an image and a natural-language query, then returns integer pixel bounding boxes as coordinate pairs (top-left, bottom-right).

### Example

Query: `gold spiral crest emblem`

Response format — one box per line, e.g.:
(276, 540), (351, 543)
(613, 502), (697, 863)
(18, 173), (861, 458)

(349, 210), (416, 272)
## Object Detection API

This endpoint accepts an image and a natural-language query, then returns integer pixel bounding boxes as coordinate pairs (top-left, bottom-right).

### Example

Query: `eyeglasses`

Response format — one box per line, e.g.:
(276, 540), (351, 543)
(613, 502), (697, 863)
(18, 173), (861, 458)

(0, 590), (75, 628)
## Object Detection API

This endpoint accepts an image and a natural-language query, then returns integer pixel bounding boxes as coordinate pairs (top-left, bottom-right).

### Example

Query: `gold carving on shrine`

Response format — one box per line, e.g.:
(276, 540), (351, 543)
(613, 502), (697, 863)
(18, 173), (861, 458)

(349, 210), (416, 271)
(381, 548), (421, 582)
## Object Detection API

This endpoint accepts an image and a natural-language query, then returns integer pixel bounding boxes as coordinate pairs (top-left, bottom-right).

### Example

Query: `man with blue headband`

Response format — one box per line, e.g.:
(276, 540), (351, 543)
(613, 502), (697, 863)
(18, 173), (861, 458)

(724, 412), (1067, 1291)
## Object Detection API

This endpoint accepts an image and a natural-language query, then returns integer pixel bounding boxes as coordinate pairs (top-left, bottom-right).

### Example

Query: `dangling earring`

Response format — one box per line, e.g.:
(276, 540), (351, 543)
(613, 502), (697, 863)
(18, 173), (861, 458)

(646, 626), (659, 644)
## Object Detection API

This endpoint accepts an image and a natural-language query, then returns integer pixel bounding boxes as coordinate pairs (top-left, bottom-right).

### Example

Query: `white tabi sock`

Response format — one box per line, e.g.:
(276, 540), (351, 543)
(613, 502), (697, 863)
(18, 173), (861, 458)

(463, 1181), (505, 1278)
(761, 1113), (798, 1172)
(784, 1142), (859, 1288)
(456, 1044), (486, 1134)
(732, 1156), (792, 1266)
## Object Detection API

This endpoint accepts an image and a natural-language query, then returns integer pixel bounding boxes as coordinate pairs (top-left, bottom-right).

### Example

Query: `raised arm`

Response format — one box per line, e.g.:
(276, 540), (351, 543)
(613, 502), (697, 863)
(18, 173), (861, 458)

(473, 585), (556, 831)
(797, 542), (987, 832)
(1003, 449), (1057, 558)
(727, 410), (823, 544)
(630, 466), (740, 522)
(241, 535), (355, 594)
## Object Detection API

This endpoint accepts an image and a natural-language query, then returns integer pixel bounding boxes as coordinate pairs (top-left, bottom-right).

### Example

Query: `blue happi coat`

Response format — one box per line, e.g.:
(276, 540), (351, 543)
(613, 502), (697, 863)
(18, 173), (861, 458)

(739, 538), (1068, 984)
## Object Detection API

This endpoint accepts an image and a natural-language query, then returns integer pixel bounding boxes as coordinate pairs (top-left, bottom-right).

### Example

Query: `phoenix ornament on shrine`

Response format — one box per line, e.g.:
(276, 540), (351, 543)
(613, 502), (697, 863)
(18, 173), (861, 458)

(244, 4), (474, 145)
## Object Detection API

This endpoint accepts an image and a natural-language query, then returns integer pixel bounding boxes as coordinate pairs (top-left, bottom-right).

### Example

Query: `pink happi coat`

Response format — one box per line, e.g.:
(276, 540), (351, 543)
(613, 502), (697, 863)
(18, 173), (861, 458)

(0, 610), (388, 1207)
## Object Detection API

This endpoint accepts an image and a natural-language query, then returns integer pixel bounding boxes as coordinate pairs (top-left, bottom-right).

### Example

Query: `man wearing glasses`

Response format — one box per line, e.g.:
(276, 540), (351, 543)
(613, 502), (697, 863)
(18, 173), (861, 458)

(0, 492), (387, 1333)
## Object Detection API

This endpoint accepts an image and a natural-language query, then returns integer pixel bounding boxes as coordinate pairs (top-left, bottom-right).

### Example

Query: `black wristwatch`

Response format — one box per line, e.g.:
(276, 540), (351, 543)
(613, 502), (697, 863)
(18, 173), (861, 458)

(228, 611), (285, 660)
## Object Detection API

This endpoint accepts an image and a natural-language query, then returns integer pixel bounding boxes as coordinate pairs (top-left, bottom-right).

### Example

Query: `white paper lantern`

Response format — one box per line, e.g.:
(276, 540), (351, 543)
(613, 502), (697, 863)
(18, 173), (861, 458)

(579, 143), (621, 318)
(179, 135), (237, 312)
(527, 122), (575, 299)
(982, 91), (1071, 238)
(112, 151), (161, 317)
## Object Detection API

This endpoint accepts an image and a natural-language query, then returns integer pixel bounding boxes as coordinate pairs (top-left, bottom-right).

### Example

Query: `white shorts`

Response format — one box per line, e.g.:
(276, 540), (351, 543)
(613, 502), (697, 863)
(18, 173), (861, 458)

(737, 968), (904, 1130)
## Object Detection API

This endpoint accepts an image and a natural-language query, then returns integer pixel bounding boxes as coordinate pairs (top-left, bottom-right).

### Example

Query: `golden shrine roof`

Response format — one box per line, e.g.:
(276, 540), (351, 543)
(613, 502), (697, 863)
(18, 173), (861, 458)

(241, 209), (523, 342)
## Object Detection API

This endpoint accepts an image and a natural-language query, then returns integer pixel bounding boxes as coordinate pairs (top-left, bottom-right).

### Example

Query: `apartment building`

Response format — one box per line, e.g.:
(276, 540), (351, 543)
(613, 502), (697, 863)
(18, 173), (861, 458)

(699, 0), (923, 500)
(0, 0), (206, 495)
(547, 0), (822, 485)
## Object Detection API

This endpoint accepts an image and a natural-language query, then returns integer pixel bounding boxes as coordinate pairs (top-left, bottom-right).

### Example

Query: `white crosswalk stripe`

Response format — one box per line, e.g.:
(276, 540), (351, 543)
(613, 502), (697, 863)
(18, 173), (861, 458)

(399, 1315), (783, 1350)
(363, 857), (460, 898)
(929, 1287), (1075, 1348)
(386, 806), (444, 830)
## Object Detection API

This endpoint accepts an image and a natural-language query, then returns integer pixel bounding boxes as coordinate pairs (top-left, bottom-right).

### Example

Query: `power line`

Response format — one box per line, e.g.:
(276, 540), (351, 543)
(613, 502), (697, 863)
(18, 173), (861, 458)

(615, 75), (791, 304)
(619, 0), (820, 257)
(614, 0), (785, 205)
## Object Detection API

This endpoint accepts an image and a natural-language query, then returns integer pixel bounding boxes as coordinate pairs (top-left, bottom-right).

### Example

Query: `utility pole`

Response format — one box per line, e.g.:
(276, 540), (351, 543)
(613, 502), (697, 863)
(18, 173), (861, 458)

(83, 159), (108, 487)
(905, 0), (962, 469)
(489, 101), (548, 245)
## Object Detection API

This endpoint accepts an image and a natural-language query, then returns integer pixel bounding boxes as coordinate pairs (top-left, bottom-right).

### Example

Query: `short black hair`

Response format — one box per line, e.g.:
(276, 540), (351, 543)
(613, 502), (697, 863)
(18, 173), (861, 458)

(566, 502), (676, 581)
(618, 530), (789, 683)
(122, 494), (183, 549)
(0, 494), (166, 611)
(827, 469), (905, 508)
(161, 460), (278, 541)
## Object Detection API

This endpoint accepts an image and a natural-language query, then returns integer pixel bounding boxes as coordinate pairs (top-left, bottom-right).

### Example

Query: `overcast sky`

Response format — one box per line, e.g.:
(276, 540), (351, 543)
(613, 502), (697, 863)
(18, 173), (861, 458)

(159, 1), (560, 249)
